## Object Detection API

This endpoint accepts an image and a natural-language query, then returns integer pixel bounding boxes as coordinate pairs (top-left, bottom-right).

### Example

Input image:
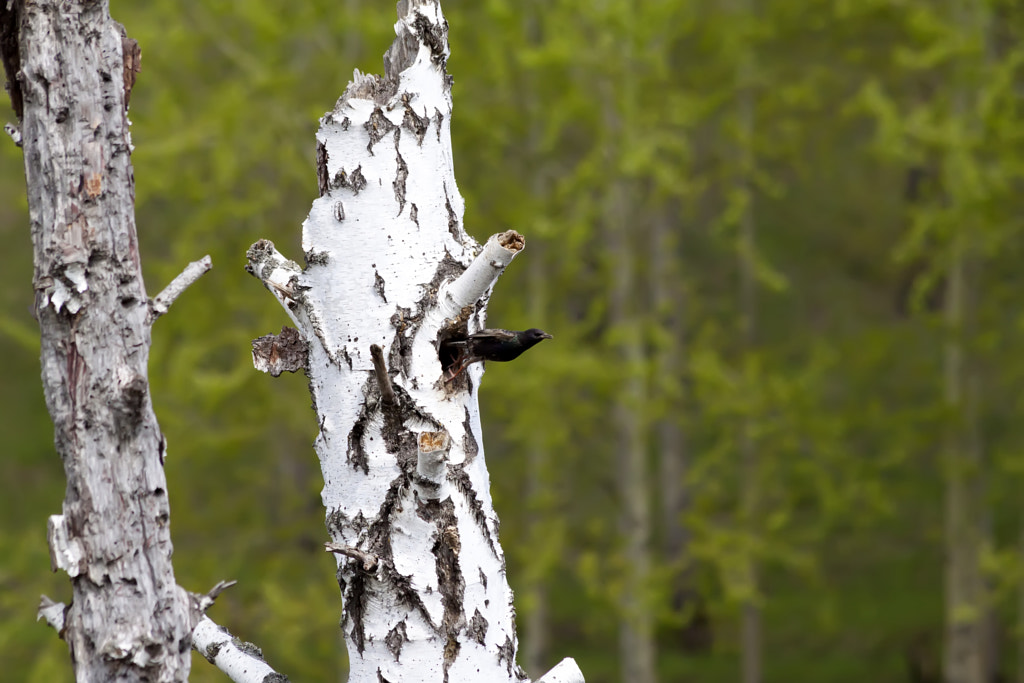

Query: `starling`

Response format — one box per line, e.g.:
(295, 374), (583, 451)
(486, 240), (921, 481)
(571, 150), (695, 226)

(442, 328), (553, 379)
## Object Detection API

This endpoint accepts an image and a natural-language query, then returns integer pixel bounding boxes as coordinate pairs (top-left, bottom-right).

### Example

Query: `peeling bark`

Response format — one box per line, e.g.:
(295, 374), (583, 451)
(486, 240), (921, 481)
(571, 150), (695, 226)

(12, 1), (192, 680)
(247, 2), (581, 681)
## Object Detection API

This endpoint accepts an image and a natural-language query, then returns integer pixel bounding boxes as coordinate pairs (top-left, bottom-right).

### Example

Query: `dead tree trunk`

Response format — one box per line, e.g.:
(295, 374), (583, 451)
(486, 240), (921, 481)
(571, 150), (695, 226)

(246, 2), (582, 682)
(5, 1), (196, 680)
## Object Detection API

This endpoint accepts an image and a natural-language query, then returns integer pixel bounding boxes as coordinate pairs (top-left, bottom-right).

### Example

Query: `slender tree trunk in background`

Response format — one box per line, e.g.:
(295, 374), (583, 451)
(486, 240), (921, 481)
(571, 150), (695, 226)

(943, 1), (989, 680)
(1018, 519), (1024, 683)
(6, 1), (195, 680)
(520, 8), (551, 676)
(522, 245), (551, 679)
(608, 177), (655, 683)
(651, 207), (699, 647)
(736, 21), (762, 683)
(604, 11), (655, 679)
(343, 0), (363, 64)
(943, 237), (985, 683)
(596, 8), (656, 681)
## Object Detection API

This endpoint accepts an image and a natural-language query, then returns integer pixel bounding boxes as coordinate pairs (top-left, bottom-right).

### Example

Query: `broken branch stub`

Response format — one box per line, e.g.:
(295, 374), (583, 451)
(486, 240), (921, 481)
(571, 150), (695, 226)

(245, 1), (581, 681)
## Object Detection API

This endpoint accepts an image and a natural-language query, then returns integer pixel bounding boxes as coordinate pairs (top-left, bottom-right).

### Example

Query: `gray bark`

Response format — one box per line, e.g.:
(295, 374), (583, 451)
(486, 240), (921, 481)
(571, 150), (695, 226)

(943, 3), (989, 682)
(522, 247), (551, 679)
(651, 207), (694, 630)
(943, 236), (984, 683)
(10, 1), (192, 681)
(607, 181), (655, 683)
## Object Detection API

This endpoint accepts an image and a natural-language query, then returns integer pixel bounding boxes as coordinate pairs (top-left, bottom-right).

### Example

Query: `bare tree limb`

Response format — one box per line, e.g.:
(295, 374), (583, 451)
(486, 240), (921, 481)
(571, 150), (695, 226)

(4, 121), (20, 146)
(191, 580), (237, 616)
(192, 616), (289, 683)
(440, 230), (525, 317)
(325, 542), (379, 572)
(37, 596), (67, 637)
(148, 255), (213, 323)
(370, 343), (397, 405)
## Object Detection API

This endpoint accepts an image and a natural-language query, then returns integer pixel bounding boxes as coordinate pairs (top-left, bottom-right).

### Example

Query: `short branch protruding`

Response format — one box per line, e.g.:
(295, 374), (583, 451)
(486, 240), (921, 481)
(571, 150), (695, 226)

(252, 326), (308, 377)
(192, 615), (287, 683)
(245, 239), (304, 326)
(4, 122), (21, 147)
(325, 542), (379, 571)
(194, 580), (237, 615)
(416, 430), (450, 495)
(440, 230), (524, 317)
(369, 344), (396, 406)
(148, 255), (212, 323)
(37, 596), (66, 637)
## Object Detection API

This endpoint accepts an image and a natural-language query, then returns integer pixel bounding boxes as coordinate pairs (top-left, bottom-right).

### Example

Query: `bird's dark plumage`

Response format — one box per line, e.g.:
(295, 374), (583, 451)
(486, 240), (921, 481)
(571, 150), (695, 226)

(442, 328), (553, 379)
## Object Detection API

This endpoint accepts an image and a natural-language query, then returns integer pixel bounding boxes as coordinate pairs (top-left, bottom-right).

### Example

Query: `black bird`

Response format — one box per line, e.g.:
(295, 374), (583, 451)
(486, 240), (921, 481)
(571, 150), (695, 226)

(442, 328), (553, 379)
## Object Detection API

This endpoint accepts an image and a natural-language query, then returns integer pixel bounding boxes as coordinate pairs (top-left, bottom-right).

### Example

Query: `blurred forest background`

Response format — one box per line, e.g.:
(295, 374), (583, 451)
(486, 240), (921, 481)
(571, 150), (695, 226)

(3, 1), (1024, 682)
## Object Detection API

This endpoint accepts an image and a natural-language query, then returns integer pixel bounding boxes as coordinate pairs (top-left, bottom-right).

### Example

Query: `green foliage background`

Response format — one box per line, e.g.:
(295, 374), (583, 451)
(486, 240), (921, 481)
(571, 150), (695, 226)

(2, 1), (1024, 681)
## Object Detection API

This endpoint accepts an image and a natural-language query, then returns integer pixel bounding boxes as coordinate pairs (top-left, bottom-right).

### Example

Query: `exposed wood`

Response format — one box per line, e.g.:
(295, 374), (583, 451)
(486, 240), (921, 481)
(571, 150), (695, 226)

(246, 2), (581, 680)
(15, 1), (192, 680)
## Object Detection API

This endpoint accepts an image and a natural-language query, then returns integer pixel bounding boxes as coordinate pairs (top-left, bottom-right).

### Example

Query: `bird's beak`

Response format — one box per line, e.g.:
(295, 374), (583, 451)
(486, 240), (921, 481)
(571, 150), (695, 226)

(540, 332), (553, 339)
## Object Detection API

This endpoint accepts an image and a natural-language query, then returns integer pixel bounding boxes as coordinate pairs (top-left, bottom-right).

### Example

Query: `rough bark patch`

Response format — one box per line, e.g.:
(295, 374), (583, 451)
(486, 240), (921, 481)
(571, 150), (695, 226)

(468, 608), (488, 646)
(402, 102), (430, 146)
(385, 620), (408, 662)
(393, 144), (408, 216)
(462, 408), (478, 462)
(444, 184), (462, 244)
(449, 463), (497, 557)
(365, 107), (396, 154)
(411, 12), (448, 67)
(251, 326), (308, 377)
(347, 395), (371, 474)
(417, 497), (465, 680)
(316, 141), (330, 196)
(332, 165), (367, 194)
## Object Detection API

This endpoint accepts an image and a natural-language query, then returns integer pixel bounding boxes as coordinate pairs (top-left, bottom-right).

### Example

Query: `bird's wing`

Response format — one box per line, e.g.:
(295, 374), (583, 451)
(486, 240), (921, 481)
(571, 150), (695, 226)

(468, 328), (517, 341)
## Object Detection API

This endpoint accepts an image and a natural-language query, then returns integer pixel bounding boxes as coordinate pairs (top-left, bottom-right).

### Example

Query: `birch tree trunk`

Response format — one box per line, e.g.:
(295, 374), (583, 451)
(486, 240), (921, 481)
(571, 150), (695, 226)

(943, 2), (988, 681)
(6, 1), (193, 680)
(246, 2), (581, 682)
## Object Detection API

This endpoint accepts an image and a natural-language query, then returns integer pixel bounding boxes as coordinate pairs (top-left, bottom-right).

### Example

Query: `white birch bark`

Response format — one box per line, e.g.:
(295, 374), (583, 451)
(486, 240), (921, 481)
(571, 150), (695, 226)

(10, 1), (193, 680)
(247, 2), (581, 681)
